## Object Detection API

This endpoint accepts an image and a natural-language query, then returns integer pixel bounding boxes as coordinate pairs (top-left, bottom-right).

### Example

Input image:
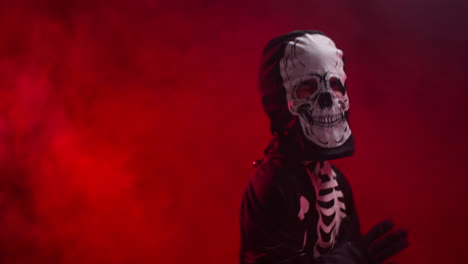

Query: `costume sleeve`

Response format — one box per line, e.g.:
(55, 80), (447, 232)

(240, 160), (367, 264)
(239, 159), (304, 264)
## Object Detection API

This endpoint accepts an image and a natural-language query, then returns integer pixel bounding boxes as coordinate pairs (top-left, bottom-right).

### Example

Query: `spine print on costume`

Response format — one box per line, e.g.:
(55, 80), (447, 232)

(306, 161), (347, 258)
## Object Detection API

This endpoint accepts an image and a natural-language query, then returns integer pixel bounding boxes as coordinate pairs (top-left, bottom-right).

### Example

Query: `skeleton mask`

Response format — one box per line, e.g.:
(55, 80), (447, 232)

(279, 34), (351, 148)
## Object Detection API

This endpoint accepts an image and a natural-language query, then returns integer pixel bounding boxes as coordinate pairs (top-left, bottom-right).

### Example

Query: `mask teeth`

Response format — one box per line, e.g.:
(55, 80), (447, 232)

(298, 106), (345, 128)
(315, 113), (344, 128)
(309, 113), (344, 128)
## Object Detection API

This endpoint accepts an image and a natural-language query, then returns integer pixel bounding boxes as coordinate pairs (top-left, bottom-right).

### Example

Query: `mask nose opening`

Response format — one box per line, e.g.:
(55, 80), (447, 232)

(317, 92), (333, 109)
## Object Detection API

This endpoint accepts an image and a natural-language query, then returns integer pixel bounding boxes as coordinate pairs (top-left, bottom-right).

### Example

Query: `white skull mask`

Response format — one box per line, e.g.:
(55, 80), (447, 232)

(279, 34), (351, 148)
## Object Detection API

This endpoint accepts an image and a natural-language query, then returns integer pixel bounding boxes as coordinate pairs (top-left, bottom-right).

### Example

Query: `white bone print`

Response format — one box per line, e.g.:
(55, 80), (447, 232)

(297, 195), (309, 252)
(298, 195), (310, 221)
(306, 161), (347, 258)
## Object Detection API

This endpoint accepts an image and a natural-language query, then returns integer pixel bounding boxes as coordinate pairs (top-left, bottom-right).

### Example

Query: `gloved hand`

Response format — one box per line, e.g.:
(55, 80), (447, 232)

(338, 218), (409, 264)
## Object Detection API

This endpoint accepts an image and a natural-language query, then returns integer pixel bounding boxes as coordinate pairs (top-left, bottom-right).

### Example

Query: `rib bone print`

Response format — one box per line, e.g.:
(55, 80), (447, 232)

(306, 161), (347, 258)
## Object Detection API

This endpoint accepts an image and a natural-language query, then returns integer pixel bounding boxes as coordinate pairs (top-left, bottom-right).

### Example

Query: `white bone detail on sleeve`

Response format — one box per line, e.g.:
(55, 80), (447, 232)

(297, 195), (310, 221)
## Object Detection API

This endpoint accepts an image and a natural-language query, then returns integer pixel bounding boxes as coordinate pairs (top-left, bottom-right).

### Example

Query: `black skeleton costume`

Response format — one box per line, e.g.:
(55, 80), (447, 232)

(239, 31), (408, 264)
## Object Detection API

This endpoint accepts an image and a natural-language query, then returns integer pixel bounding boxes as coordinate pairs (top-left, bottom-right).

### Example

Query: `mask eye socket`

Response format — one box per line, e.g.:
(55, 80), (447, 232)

(329, 77), (345, 96)
(296, 79), (318, 99)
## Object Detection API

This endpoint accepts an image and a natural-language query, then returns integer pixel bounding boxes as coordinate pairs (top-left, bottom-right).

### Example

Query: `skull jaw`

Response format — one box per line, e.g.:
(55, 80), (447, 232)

(299, 115), (352, 148)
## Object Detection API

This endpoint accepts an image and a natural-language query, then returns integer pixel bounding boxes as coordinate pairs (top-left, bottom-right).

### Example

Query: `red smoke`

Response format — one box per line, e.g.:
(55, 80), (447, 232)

(0, 0), (467, 263)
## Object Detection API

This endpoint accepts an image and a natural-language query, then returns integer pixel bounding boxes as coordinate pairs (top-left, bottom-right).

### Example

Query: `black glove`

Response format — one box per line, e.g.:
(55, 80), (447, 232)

(362, 220), (409, 264)
(338, 218), (409, 264)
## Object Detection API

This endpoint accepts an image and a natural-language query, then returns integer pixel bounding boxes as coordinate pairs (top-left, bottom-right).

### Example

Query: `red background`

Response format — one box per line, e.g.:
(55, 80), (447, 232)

(0, 0), (467, 263)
